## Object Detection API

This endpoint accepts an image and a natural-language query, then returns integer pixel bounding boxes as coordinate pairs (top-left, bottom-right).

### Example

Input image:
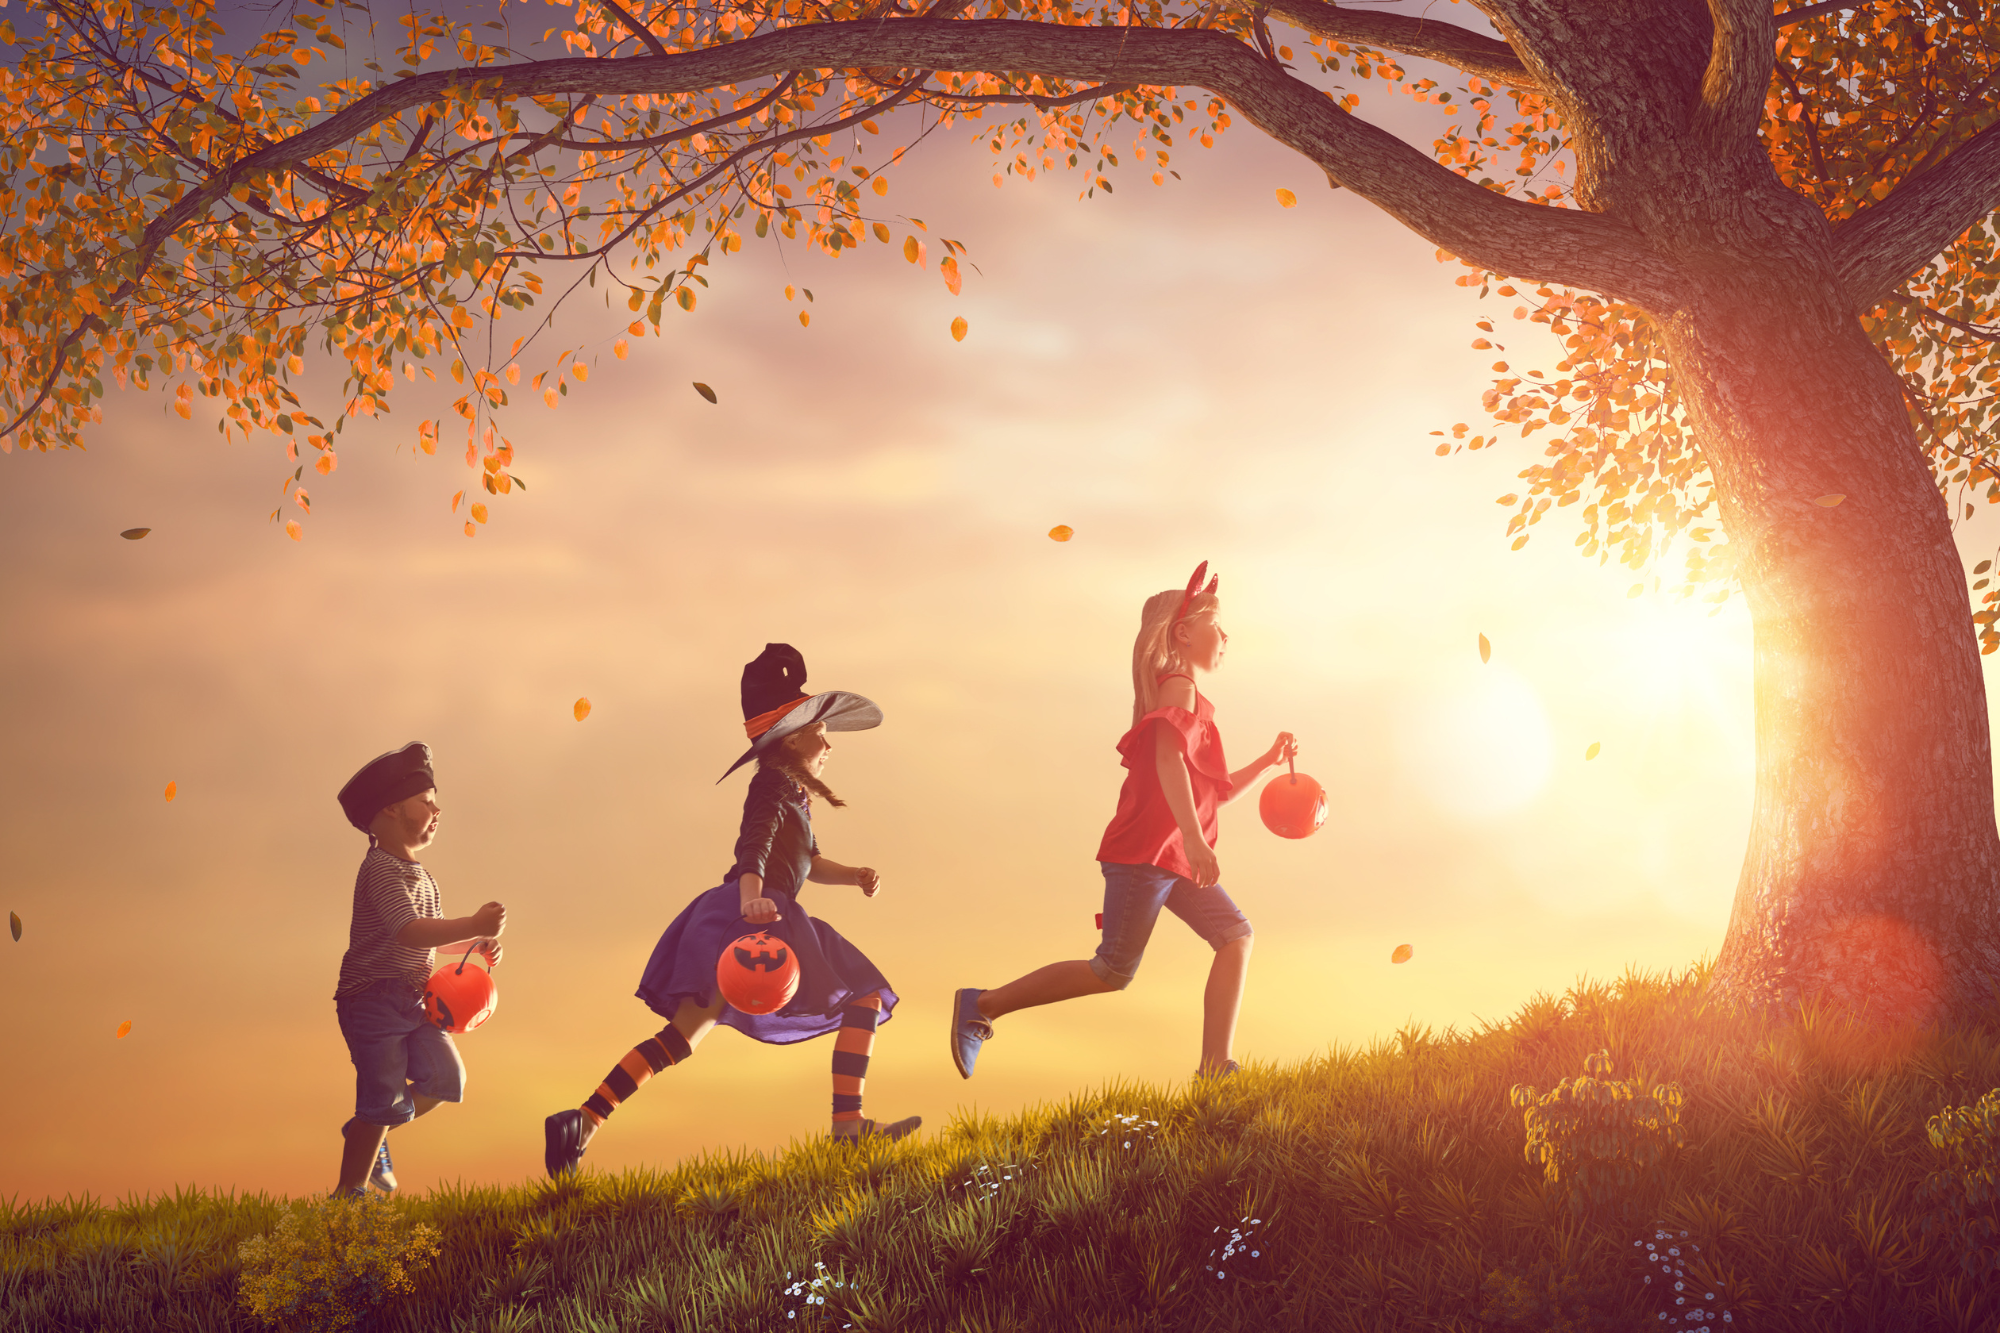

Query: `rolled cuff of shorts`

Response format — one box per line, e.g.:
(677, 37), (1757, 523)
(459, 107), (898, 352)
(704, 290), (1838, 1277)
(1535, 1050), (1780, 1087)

(1209, 920), (1254, 948)
(1087, 952), (1137, 988)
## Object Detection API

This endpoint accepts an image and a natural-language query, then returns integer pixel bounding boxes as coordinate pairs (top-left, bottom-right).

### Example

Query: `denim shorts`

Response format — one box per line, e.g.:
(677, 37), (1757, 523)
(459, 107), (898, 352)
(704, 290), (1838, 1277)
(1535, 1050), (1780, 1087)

(1089, 861), (1254, 989)
(335, 977), (466, 1126)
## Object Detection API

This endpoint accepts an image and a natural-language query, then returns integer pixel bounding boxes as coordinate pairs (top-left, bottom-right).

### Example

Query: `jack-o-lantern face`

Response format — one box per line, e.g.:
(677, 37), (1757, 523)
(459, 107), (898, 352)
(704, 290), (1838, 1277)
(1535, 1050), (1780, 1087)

(733, 939), (791, 973)
(717, 931), (801, 1014)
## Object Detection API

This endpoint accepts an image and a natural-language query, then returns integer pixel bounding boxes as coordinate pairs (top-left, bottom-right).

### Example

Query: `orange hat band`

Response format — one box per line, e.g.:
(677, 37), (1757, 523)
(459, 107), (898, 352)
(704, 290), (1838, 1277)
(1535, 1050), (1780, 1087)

(745, 695), (810, 740)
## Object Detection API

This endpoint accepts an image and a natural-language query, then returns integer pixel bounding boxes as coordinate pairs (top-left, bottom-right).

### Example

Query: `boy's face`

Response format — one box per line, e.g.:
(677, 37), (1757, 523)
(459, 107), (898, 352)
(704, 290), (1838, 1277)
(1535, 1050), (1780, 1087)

(372, 789), (441, 850)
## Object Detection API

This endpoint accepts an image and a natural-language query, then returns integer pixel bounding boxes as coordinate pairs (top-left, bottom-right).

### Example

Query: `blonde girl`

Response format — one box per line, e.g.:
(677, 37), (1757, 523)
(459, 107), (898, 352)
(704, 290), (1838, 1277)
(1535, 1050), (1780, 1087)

(949, 562), (1296, 1079)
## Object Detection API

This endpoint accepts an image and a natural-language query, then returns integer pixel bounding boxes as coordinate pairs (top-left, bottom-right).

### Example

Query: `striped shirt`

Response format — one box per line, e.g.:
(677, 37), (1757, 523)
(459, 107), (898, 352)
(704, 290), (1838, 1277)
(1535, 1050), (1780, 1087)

(334, 847), (443, 998)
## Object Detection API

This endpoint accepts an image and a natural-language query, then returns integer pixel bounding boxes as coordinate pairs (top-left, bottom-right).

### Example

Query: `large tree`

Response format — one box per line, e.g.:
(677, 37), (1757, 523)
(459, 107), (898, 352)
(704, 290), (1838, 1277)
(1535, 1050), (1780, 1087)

(3, 0), (1999, 1022)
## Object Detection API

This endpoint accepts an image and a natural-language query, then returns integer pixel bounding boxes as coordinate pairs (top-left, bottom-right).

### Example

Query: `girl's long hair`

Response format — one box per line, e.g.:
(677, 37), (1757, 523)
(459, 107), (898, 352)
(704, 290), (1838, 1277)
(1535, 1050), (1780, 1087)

(759, 727), (846, 806)
(1130, 588), (1219, 728)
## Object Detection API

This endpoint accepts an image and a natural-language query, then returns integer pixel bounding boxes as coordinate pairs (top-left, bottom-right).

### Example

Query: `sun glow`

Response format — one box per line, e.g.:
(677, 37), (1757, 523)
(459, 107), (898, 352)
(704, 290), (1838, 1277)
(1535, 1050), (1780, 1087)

(1400, 664), (1555, 822)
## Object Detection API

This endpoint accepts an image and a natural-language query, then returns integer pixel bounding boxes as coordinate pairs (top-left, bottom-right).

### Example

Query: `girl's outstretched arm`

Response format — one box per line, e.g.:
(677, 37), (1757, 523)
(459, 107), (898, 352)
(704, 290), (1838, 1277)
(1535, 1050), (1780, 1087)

(1221, 733), (1299, 805)
(808, 855), (882, 896)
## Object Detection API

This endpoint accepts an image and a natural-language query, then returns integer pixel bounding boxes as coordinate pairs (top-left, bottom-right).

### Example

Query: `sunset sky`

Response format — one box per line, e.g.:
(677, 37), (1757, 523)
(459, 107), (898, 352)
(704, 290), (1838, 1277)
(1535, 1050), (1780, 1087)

(6, 7), (2000, 1204)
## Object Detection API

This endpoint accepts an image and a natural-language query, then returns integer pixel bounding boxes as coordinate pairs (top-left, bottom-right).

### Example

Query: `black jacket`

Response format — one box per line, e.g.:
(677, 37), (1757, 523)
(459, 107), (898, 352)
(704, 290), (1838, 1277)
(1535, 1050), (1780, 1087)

(725, 766), (819, 898)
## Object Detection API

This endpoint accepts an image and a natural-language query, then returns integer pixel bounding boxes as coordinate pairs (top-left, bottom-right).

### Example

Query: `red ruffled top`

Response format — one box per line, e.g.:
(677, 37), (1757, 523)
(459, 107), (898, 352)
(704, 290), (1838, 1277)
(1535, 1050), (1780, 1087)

(1096, 675), (1232, 878)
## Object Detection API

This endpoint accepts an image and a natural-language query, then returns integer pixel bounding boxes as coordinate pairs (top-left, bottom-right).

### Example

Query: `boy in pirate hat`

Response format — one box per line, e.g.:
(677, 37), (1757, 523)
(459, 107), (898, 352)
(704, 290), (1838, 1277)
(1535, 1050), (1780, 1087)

(542, 644), (918, 1176)
(331, 742), (505, 1197)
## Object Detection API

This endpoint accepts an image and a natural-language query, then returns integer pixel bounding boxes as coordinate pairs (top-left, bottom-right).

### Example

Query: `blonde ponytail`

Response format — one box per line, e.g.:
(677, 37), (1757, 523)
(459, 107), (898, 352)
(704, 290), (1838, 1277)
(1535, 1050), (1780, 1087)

(1130, 588), (1219, 729)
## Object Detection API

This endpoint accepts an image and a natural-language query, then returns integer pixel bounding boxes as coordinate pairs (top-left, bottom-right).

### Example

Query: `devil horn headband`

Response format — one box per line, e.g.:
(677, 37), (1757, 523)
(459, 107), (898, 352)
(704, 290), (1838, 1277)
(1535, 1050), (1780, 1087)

(1174, 560), (1219, 626)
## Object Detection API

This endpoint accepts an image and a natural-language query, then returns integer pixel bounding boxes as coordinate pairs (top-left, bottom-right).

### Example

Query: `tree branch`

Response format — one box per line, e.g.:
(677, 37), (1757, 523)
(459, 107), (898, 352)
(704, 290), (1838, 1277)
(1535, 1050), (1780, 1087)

(1259, 0), (1535, 88)
(1833, 116), (2000, 313)
(598, 0), (670, 59)
(1693, 0), (1777, 148)
(1775, 1), (1877, 27)
(142, 20), (1674, 306)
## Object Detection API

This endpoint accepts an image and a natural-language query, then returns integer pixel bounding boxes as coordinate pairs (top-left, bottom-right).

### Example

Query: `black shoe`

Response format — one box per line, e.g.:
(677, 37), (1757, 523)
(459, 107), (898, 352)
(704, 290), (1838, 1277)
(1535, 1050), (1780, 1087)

(831, 1115), (922, 1143)
(544, 1109), (589, 1178)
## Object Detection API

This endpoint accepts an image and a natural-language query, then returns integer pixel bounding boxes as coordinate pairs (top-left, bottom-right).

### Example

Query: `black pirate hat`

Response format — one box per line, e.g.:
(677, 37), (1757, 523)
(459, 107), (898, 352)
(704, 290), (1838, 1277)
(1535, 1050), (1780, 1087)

(337, 742), (436, 832)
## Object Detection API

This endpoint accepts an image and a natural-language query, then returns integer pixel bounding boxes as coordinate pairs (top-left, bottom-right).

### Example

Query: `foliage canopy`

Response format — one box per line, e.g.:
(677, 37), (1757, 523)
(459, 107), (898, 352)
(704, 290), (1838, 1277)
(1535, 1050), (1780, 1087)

(0, 0), (1994, 617)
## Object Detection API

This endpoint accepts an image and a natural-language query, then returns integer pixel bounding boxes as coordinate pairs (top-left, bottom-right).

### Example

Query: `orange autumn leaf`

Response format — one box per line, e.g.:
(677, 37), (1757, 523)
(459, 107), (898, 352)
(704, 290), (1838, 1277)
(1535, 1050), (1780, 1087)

(285, 520), (302, 541)
(1390, 944), (1413, 965)
(951, 317), (968, 342)
(116, 1020), (132, 1039)
(903, 235), (922, 265)
(799, 311), (811, 328)
(9, 911), (19, 942)
(120, 527), (150, 540)
(941, 256), (962, 296)
(613, 339), (629, 360)
(574, 697), (592, 721)
(1276, 188), (1298, 207)
(470, 502), (488, 524)
(1048, 524), (1073, 541)
(464, 521), (477, 537)
(693, 382), (718, 403)
(164, 781), (176, 801)
(1478, 632), (1491, 664)
(572, 364), (589, 383)
(314, 452), (336, 475)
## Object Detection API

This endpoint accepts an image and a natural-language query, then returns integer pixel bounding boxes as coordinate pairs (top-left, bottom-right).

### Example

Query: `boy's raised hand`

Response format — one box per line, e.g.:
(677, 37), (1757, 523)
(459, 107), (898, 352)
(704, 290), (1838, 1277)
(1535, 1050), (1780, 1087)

(858, 867), (881, 898)
(472, 901), (507, 938)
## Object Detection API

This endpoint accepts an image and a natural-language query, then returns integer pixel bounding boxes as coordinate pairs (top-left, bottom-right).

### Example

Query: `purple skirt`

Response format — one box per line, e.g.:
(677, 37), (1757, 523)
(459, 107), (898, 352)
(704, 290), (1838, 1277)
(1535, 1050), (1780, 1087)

(635, 882), (898, 1044)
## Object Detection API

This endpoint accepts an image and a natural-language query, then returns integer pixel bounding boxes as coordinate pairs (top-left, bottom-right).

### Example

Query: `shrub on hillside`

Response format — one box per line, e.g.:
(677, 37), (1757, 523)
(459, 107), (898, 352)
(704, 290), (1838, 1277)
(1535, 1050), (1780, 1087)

(236, 1192), (440, 1332)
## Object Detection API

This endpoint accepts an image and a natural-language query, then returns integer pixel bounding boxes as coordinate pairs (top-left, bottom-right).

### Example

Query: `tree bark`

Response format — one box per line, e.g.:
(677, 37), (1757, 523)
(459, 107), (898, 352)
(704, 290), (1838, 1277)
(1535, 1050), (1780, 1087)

(1659, 160), (2000, 1023)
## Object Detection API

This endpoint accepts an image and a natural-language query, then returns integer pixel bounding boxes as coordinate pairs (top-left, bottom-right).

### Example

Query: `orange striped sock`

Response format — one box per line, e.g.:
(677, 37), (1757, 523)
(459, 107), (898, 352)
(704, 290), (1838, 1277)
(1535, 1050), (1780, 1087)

(830, 994), (882, 1126)
(582, 1023), (692, 1125)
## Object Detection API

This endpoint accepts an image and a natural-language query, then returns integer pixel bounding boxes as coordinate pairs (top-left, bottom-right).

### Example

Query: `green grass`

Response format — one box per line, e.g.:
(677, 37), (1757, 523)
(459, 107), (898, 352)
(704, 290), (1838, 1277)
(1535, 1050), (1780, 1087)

(7, 961), (2000, 1332)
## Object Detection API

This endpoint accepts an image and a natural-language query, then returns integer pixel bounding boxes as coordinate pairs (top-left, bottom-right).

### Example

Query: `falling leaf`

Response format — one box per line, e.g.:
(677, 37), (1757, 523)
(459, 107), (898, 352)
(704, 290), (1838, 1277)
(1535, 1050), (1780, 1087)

(1814, 493), (1846, 507)
(1048, 525), (1073, 542)
(9, 911), (19, 942)
(1390, 944), (1413, 965)
(1276, 188), (1298, 208)
(120, 527), (150, 540)
(799, 311), (811, 328)
(951, 317), (968, 342)
(574, 697), (592, 722)
(693, 382), (717, 403)
(285, 521), (302, 541)
(1585, 742), (1601, 760)
(1477, 633), (1491, 664)
(164, 781), (177, 802)
(471, 503), (488, 524)
(116, 1020), (132, 1039)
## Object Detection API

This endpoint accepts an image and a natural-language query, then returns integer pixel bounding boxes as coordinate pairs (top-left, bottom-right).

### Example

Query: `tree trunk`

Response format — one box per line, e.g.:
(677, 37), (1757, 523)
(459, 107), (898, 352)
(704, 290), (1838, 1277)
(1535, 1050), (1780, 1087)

(1664, 156), (2000, 1024)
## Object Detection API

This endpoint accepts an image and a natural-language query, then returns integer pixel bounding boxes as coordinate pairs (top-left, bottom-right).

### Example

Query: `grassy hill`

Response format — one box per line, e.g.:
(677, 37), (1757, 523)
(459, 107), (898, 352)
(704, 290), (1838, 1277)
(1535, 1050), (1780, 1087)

(6, 963), (1999, 1332)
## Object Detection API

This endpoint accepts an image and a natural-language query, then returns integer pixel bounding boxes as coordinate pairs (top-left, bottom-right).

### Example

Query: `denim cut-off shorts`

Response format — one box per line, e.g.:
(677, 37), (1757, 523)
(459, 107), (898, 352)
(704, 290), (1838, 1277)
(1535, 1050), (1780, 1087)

(335, 977), (466, 1126)
(1089, 861), (1254, 989)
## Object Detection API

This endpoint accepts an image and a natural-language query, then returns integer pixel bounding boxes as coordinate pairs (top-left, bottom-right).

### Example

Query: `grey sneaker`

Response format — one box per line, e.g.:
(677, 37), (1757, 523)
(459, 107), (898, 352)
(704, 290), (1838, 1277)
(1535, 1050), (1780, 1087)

(369, 1137), (398, 1193)
(1194, 1059), (1241, 1079)
(832, 1115), (922, 1143)
(949, 988), (993, 1080)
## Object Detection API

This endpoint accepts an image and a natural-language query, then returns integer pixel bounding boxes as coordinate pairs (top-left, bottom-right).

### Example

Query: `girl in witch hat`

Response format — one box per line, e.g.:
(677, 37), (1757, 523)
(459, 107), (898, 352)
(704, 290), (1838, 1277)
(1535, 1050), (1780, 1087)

(948, 562), (1297, 1081)
(544, 644), (918, 1175)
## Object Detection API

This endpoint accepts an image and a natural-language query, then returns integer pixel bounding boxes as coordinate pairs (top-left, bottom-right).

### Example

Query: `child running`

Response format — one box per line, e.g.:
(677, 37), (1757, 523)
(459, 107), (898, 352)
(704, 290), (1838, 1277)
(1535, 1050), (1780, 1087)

(544, 644), (918, 1176)
(332, 743), (505, 1197)
(950, 562), (1296, 1080)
